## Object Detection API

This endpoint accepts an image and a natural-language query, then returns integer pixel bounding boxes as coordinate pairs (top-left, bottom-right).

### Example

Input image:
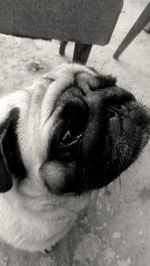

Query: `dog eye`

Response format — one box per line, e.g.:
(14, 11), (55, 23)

(58, 129), (82, 147)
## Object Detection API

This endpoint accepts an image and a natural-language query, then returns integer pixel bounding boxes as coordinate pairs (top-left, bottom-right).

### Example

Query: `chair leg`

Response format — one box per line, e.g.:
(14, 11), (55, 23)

(144, 21), (150, 33)
(73, 43), (92, 64)
(59, 41), (68, 56)
(113, 2), (150, 59)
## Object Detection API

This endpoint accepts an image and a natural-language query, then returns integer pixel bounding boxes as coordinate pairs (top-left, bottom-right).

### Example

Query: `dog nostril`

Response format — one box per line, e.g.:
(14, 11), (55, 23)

(107, 108), (117, 119)
(113, 104), (122, 110)
(107, 104), (123, 119)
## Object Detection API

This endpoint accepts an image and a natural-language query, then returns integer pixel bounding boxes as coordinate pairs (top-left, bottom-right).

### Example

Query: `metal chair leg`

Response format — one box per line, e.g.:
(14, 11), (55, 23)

(113, 2), (150, 59)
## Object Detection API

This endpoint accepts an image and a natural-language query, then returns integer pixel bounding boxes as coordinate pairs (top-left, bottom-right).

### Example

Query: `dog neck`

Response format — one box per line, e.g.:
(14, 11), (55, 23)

(0, 187), (90, 251)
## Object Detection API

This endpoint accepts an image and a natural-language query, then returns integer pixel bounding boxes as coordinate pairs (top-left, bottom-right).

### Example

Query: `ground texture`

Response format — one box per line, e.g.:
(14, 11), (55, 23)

(0, 0), (150, 265)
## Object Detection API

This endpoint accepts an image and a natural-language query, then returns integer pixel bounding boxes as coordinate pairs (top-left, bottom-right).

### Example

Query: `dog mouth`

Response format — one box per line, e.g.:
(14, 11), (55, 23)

(46, 87), (89, 162)
(74, 108), (150, 195)
(42, 77), (150, 196)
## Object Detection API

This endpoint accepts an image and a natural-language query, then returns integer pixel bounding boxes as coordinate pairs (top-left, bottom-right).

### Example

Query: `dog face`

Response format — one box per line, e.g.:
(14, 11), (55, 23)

(0, 63), (149, 197)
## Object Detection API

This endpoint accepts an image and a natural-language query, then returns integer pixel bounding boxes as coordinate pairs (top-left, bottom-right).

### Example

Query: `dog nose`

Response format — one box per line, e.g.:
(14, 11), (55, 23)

(102, 86), (135, 110)
(99, 86), (136, 123)
(102, 86), (135, 104)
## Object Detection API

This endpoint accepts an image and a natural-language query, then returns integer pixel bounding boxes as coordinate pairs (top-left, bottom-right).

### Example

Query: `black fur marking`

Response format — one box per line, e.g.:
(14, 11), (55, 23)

(48, 85), (150, 195)
(0, 108), (26, 192)
(75, 68), (117, 91)
(0, 143), (13, 192)
(97, 74), (117, 89)
(88, 67), (117, 89)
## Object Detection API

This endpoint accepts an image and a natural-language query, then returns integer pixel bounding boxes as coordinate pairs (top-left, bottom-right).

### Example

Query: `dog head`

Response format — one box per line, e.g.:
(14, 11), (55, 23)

(0, 63), (149, 196)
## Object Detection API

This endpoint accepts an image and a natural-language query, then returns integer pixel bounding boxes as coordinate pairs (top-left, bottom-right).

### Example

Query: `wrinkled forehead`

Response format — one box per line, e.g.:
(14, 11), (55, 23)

(44, 63), (97, 96)
(49, 63), (95, 79)
(30, 64), (98, 119)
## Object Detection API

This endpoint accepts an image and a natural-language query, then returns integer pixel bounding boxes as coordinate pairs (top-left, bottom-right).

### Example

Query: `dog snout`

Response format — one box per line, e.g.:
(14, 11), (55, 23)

(95, 85), (150, 140)
(102, 86), (135, 108)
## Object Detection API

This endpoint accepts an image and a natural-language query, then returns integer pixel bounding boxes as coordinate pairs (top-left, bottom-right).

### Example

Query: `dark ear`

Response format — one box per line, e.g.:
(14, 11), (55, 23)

(98, 74), (117, 88)
(0, 108), (26, 192)
(88, 67), (117, 88)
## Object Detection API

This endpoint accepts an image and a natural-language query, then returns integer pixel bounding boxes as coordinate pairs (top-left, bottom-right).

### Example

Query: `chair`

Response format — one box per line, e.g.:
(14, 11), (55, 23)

(0, 0), (123, 64)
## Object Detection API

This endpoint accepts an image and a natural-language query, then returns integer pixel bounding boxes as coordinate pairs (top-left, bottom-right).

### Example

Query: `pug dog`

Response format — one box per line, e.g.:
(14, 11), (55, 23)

(0, 63), (149, 252)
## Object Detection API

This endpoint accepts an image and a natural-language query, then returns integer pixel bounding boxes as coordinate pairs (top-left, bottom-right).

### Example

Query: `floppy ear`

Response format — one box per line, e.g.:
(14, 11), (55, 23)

(0, 108), (26, 192)
(88, 67), (117, 88)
